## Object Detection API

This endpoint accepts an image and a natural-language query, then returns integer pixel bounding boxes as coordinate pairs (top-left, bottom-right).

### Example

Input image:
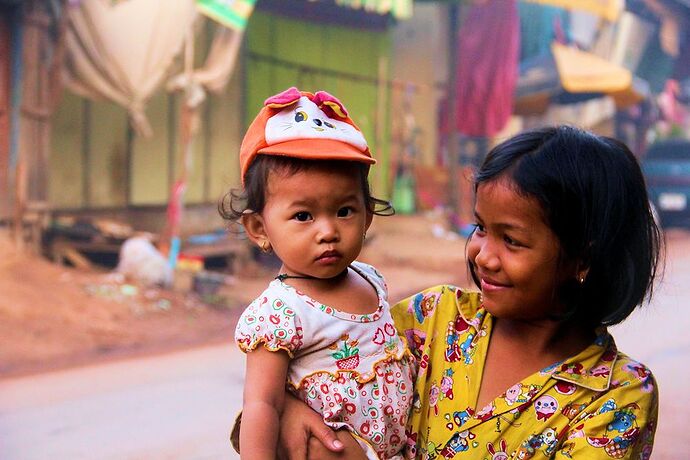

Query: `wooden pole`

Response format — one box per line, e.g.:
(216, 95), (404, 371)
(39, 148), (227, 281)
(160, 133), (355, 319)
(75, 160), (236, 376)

(446, 4), (460, 222)
(375, 55), (388, 196)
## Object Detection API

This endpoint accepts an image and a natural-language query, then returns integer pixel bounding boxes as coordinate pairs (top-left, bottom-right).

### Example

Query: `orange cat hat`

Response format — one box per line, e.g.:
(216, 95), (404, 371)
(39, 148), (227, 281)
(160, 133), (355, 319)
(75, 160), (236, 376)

(239, 87), (376, 184)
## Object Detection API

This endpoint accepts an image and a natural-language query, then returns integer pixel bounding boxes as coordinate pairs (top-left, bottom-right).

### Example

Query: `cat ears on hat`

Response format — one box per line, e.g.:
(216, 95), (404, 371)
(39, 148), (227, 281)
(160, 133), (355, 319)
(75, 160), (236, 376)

(263, 86), (349, 120)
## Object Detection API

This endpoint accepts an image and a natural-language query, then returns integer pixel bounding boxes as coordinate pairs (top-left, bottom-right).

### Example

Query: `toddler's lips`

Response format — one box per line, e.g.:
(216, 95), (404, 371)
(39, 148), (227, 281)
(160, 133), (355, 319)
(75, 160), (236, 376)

(316, 250), (341, 264)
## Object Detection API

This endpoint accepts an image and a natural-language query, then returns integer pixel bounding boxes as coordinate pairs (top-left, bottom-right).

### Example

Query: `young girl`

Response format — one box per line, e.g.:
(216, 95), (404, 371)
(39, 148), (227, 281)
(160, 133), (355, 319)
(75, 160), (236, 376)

(275, 125), (662, 459)
(222, 87), (414, 459)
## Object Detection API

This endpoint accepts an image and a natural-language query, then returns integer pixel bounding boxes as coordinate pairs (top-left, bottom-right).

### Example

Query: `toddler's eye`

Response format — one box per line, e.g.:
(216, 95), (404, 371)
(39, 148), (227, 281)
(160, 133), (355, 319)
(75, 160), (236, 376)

(337, 207), (353, 217)
(294, 111), (308, 122)
(472, 223), (485, 235)
(293, 211), (312, 222)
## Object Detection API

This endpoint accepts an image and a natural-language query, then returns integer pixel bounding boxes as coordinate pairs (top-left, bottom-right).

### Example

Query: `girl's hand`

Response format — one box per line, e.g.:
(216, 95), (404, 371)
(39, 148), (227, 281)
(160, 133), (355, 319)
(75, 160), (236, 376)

(278, 393), (346, 460)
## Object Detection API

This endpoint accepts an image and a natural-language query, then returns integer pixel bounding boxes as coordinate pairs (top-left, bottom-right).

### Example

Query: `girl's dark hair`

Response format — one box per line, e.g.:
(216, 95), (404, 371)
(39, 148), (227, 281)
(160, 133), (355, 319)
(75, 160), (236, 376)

(468, 125), (663, 326)
(218, 155), (394, 222)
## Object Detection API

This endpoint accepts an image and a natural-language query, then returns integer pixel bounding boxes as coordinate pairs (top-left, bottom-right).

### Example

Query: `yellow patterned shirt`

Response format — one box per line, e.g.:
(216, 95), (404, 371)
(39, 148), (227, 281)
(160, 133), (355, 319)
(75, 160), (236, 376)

(390, 285), (658, 460)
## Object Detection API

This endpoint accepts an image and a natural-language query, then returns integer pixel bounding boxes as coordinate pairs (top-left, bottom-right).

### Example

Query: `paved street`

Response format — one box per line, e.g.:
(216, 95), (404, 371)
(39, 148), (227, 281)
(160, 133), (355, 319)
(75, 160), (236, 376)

(0, 228), (688, 460)
(0, 345), (244, 460)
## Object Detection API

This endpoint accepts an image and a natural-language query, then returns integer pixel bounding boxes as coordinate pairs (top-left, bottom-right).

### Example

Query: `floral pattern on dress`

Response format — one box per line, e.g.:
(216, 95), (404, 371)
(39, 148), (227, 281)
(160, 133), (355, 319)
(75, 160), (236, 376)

(390, 285), (658, 460)
(235, 262), (414, 459)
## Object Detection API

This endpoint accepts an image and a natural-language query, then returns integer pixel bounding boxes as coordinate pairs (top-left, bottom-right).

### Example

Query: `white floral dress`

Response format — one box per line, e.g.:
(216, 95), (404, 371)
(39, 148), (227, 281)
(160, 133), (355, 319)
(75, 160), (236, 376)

(235, 261), (415, 459)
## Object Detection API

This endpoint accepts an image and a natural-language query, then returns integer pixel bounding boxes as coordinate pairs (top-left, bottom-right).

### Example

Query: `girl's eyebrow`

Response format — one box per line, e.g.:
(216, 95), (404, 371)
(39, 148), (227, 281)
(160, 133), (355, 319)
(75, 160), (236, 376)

(474, 210), (530, 232)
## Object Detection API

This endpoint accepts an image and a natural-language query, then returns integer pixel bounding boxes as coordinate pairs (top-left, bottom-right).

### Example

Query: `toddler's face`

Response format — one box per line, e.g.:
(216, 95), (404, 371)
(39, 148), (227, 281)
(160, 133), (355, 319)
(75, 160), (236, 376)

(259, 165), (371, 279)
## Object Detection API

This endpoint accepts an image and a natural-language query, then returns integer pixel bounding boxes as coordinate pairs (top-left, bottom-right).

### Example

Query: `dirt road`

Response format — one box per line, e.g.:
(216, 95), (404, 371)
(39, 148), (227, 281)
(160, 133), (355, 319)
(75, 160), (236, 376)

(1, 227), (688, 459)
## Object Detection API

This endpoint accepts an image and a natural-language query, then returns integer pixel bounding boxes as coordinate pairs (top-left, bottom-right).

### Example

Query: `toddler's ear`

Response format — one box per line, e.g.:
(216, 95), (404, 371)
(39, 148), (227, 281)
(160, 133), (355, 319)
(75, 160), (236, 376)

(365, 211), (374, 231)
(241, 211), (268, 245)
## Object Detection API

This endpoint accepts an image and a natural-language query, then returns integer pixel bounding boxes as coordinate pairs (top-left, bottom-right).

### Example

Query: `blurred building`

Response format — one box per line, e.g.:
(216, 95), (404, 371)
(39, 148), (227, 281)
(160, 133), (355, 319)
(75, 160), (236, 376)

(3, 0), (690, 238)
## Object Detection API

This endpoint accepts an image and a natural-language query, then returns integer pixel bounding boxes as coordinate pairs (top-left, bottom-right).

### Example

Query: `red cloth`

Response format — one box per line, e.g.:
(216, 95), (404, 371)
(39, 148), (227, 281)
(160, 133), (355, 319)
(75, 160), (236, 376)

(455, 0), (519, 137)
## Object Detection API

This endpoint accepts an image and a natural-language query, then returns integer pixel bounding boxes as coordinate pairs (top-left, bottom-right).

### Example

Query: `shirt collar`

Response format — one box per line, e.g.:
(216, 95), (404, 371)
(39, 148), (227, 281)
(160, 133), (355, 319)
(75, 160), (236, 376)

(456, 292), (618, 393)
(455, 289), (485, 333)
(546, 328), (618, 392)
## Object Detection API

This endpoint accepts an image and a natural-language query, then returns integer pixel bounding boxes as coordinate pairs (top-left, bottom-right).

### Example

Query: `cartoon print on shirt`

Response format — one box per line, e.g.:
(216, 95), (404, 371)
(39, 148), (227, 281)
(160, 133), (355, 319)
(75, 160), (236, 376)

(440, 368), (455, 400)
(504, 383), (523, 405)
(486, 439), (508, 460)
(429, 381), (441, 416)
(554, 380), (577, 395)
(404, 328), (427, 359)
(459, 332), (476, 364)
(561, 402), (586, 421)
(408, 291), (440, 323)
(539, 428), (558, 455)
(589, 364), (612, 378)
(623, 361), (655, 393)
(586, 403), (642, 458)
(453, 407), (474, 428)
(598, 398), (617, 415)
(476, 401), (496, 422)
(438, 429), (477, 458)
(445, 320), (464, 362)
(534, 395), (559, 421)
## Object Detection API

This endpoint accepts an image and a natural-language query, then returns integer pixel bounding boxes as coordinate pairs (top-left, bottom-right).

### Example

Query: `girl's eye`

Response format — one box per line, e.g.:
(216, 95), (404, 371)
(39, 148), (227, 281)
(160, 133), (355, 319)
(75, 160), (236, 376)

(293, 211), (312, 222)
(504, 235), (522, 247)
(294, 111), (308, 123)
(472, 223), (486, 235)
(337, 207), (353, 217)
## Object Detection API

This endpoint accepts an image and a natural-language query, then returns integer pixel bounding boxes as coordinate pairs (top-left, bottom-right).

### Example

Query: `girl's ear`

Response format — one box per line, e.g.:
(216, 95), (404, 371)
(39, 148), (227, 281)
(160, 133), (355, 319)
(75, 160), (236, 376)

(575, 262), (590, 284)
(241, 211), (269, 247)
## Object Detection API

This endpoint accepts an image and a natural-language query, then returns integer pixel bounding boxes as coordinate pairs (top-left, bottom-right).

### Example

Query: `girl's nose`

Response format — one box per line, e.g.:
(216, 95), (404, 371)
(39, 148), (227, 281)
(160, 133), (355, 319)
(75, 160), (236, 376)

(317, 220), (339, 243)
(473, 240), (500, 272)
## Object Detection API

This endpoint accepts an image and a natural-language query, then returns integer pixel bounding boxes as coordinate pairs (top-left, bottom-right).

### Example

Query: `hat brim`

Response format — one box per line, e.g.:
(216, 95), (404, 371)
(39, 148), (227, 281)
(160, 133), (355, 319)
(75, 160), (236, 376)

(257, 138), (376, 166)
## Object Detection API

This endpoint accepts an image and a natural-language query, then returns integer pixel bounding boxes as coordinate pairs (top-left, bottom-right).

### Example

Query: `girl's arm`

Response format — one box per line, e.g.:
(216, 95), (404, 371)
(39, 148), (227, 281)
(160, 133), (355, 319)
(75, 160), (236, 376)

(241, 347), (290, 460)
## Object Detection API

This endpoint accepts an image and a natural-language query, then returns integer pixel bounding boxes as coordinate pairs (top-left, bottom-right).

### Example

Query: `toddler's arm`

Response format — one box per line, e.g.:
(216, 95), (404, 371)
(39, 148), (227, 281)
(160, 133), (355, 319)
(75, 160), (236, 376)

(241, 347), (290, 460)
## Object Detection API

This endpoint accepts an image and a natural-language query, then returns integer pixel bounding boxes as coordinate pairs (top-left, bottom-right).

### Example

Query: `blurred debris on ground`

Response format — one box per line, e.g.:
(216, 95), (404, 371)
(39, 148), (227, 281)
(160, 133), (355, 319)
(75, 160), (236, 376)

(0, 213), (469, 378)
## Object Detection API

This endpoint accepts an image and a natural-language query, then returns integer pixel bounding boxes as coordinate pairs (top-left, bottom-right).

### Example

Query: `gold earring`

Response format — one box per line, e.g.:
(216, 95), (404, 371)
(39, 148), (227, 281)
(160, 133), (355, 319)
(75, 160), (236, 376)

(578, 275), (585, 284)
(260, 240), (271, 253)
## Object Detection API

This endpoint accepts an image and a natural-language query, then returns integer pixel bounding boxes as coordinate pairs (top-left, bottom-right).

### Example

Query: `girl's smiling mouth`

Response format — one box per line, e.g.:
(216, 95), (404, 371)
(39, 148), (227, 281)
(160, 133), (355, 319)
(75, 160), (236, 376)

(478, 274), (511, 292)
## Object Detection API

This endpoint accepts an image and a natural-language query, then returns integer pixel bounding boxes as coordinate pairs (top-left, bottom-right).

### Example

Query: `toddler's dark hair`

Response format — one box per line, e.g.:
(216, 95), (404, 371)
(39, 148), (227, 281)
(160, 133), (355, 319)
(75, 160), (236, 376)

(468, 125), (663, 327)
(219, 155), (394, 222)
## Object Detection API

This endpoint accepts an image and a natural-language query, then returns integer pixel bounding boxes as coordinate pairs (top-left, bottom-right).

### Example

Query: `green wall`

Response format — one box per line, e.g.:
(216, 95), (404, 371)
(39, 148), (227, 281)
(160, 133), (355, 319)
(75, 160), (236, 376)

(245, 11), (393, 196)
(49, 26), (242, 210)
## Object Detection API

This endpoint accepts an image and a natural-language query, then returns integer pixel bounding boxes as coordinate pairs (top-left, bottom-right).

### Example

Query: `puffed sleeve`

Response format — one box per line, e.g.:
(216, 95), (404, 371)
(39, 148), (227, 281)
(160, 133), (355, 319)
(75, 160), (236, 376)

(555, 364), (658, 459)
(234, 292), (304, 357)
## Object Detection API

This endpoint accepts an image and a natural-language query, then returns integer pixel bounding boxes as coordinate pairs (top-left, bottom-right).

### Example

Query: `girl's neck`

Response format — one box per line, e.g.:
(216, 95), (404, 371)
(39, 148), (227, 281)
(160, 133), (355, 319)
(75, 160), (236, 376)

(492, 316), (596, 362)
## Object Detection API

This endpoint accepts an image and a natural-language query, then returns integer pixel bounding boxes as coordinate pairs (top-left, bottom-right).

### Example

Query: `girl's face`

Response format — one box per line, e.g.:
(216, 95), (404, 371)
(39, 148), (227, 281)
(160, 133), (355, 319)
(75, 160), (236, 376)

(467, 177), (575, 321)
(249, 164), (372, 279)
